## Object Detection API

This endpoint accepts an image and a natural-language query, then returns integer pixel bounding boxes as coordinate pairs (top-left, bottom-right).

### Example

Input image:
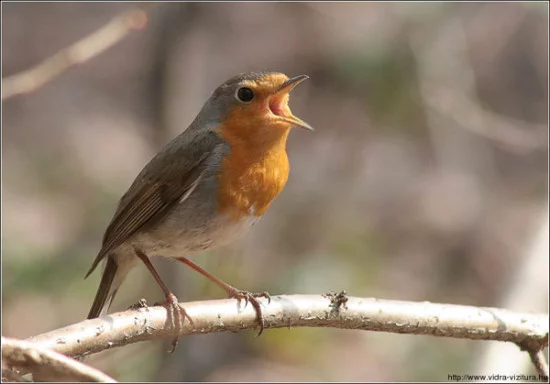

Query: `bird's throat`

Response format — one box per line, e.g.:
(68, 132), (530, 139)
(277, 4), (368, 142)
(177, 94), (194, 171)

(216, 122), (291, 220)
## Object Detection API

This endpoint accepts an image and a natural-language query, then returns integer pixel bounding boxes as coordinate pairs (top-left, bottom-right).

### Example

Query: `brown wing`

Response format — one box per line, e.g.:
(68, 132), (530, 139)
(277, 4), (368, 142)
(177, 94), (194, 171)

(85, 130), (224, 278)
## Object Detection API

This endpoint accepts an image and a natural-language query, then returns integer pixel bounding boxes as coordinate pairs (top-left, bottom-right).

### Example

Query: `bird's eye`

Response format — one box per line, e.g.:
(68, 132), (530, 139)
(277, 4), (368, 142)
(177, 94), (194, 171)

(236, 87), (254, 103)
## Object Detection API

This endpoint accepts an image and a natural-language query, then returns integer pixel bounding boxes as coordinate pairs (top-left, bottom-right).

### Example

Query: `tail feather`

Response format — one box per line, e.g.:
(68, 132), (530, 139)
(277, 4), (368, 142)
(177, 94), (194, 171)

(87, 257), (119, 319)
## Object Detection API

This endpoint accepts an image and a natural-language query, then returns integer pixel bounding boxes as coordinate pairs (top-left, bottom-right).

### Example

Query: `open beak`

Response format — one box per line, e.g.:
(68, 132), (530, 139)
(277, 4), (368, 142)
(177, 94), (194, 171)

(269, 75), (313, 131)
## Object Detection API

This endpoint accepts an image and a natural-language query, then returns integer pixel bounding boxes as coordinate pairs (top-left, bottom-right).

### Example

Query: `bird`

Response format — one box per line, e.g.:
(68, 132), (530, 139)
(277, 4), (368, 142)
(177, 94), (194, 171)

(85, 71), (312, 350)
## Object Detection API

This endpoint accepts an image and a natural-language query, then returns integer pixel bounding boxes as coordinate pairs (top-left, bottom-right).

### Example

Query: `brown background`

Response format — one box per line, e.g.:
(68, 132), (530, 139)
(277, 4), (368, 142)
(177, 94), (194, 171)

(2, 2), (548, 381)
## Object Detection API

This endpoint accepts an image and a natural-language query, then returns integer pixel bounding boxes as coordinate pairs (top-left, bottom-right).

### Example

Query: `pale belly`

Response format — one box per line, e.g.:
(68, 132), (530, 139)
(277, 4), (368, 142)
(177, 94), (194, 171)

(139, 213), (259, 258)
(109, 209), (261, 285)
(116, 196), (261, 261)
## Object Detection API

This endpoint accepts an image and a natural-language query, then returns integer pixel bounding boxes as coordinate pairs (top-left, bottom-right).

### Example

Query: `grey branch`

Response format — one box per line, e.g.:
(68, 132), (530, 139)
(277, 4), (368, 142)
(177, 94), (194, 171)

(22, 295), (548, 363)
(1, 7), (152, 101)
(528, 349), (550, 378)
(1, 336), (116, 382)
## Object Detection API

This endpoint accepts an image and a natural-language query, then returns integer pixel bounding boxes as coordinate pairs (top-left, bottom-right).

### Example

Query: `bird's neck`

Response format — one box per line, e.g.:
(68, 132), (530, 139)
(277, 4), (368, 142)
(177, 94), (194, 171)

(216, 124), (291, 220)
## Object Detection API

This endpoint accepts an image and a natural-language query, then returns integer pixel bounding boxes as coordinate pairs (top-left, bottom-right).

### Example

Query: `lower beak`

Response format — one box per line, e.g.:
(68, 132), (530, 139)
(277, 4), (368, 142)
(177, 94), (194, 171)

(271, 75), (314, 131)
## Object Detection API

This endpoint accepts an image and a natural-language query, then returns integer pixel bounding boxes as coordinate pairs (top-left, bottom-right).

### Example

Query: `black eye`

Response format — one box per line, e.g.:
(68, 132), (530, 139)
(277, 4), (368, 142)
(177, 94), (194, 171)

(236, 87), (254, 102)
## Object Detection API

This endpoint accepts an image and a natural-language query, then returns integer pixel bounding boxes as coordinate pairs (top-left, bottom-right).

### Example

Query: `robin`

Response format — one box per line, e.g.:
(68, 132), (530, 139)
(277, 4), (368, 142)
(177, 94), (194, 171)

(85, 71), (312, 350)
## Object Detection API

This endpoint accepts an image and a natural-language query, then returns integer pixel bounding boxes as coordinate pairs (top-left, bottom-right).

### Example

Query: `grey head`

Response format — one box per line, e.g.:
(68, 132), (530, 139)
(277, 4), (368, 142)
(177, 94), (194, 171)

(188, 71), (312, 133)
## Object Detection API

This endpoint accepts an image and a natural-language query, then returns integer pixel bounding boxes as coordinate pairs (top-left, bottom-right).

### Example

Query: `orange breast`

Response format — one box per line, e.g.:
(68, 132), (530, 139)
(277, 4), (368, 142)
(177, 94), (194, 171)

(216, 110), (291, 220)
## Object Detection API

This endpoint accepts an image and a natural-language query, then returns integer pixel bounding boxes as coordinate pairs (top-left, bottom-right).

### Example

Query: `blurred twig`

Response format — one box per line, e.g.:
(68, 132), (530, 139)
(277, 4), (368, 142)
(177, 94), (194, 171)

(411, 16), (547, 156)
(422, 89), (548, 154)
(19, 294), (549, 377)
(1, 336), (116, 383)
(1, 6), (154, 101)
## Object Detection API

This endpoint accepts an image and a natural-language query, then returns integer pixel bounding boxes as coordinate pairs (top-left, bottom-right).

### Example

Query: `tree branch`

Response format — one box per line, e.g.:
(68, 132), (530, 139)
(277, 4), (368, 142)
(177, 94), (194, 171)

(528, 349), (550, 378)
(1, 6), (154, 101)
(22, 294), (548, 361)
(1, 336), (116, 382)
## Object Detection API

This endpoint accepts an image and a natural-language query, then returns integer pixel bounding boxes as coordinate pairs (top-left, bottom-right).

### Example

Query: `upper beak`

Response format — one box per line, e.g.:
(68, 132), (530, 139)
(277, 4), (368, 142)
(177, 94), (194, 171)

(271, 75), (313, 131)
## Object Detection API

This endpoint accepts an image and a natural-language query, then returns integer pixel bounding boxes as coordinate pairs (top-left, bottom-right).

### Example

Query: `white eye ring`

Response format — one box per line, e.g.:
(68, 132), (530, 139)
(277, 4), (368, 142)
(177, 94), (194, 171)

(235, 87), (254, 103)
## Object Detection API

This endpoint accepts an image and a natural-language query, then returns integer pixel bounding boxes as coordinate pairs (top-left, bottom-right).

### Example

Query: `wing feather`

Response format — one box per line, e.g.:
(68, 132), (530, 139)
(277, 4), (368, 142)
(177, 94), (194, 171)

(85, 130), (223, 278)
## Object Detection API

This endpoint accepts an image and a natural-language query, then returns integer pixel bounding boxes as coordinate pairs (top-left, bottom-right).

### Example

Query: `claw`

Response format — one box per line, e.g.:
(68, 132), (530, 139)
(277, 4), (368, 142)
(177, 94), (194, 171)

(162, 293), (193, 353)
(260, 291), (271, 304)
(227, 290), (270, 336)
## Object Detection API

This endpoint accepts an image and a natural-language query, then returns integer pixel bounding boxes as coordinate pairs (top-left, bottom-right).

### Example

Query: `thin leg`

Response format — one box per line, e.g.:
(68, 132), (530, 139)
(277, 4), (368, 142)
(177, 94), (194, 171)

(174, 256), (270, 336)
(135, 249), (176, 297)
(134, 248), (193, 353)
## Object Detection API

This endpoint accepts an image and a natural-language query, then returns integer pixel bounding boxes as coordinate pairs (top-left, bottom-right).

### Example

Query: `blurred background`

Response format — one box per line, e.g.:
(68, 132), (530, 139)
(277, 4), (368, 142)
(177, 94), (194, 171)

(2, 2), (548, 382)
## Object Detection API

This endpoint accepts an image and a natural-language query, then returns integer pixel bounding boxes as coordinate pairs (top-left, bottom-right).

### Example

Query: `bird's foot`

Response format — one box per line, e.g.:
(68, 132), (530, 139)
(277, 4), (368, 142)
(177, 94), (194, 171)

(159, 293), (194, 353)
(226, 289), (271, 336)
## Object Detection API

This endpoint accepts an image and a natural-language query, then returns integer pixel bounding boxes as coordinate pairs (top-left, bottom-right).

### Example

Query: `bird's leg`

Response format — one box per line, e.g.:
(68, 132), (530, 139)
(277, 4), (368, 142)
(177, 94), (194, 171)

(134, 248), (193, 353)
(173, 256), (270, 336)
